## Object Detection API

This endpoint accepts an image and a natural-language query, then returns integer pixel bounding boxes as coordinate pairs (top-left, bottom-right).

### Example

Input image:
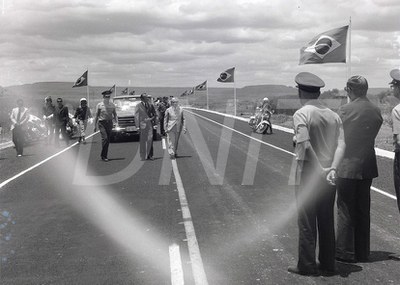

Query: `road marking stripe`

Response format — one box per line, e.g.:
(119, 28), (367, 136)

(162, 137), (166, 149)
(169, 243), (184, 285)
(186, 110), (397, 201)
(185, 107), (396, 160)
(171, 159), (209, 285)
(185, 109), (295, 157)
(0, 132), (99, 189)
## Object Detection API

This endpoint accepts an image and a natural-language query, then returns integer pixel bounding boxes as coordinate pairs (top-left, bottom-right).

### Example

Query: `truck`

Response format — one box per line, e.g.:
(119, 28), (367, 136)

(111, 95), (159, 141)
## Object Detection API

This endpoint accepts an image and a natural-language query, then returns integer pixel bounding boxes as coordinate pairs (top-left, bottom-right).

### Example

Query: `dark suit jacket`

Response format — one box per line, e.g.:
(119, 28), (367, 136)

(54, 105), (69, 126)
(135, 101), (156, 129)
(337, 97), (383, 179)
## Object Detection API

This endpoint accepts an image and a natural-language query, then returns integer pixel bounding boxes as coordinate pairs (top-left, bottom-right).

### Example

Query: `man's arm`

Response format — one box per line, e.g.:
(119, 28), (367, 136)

(94, 105), (100, 132)
(326, 127), (346, 185)
(10, 109), (17, 125)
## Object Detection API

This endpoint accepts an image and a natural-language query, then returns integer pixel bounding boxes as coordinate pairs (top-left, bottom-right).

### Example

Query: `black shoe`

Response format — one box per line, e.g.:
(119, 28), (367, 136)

(336, 257), (356, 263)
(287, 266), (319, 276)
(318, 265), (338, 277)
(147, 156), (154, 161)
(101, 157), (109, 162)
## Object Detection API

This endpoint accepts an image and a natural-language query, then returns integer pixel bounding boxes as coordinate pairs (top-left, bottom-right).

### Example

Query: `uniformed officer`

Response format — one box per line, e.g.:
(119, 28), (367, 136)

(390, 69), (400, 213)
(288, 72), (345, 276)
(94, 90), (118, 161)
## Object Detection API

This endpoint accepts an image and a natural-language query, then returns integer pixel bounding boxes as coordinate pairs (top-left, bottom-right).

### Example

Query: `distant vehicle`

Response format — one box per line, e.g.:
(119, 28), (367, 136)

(111, 95), (159, 141)
(249, 107), (273, 134)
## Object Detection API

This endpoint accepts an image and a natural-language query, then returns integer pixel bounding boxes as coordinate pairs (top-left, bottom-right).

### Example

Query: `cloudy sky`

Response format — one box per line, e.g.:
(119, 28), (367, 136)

(0, 0), (399, 90)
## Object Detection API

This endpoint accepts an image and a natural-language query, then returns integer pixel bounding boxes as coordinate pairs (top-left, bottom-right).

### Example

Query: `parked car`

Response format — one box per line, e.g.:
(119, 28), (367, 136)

(111, 95), (159, 141)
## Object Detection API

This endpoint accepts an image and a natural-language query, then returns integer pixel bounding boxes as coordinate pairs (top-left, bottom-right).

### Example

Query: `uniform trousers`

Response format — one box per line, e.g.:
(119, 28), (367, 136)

(98, 120), (113, 159)
(336, 178), (372, 261)
(12, 125), (25, 155)
(393, 151), (400, 213)
(295, 162), (336, 272)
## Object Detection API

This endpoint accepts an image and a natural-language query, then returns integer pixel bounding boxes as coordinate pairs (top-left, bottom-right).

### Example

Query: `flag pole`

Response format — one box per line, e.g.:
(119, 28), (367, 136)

(206, 80), (209, 110)
(346, 17), (352, 103)
(347, 17), (352, 80)
(233, 81), (237, 116)
(86, 68), (90, 107)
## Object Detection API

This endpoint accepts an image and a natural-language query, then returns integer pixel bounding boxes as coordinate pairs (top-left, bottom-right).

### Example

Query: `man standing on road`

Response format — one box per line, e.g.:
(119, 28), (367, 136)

(289, 72), (345, 276)
(390, 69), (400, 213)
(42, 96), (55, 145)
(94, 91), (118, 162)
(336, 76), (383, 263)
(135, 93), (156, 161)
(158, 96), (170, 136)
(74, 98), (92, 144)
(54, 98), (70, 147)
(164, 97), (186, 159)
(10, 99), (29, 157)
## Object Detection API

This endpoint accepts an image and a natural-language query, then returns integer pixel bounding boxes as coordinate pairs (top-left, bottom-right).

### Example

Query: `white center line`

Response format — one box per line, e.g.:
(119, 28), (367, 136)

(185, 109), (397, 202)
(0, 132), (99, 190)
(171, 159), (209, 285)
(169, 243), (184, 285)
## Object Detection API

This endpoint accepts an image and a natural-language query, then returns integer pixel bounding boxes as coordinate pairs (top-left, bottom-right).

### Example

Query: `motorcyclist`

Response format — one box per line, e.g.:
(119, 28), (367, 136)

(258, 97), (273, 133)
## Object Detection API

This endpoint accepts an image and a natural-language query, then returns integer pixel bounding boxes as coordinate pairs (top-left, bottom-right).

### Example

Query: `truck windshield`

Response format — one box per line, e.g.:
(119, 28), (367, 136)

(113, 98), (139, 110)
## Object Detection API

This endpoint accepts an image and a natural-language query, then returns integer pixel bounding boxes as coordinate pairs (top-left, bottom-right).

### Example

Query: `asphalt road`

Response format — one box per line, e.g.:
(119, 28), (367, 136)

(1, 109), (400, 285)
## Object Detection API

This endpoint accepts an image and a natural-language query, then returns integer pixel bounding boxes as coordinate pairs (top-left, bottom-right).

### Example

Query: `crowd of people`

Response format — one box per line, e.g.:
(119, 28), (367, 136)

(288, 68), (400, 277)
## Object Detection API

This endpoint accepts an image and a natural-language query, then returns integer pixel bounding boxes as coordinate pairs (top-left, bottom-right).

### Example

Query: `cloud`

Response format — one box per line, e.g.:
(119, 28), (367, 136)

(0, 0), (398, 89)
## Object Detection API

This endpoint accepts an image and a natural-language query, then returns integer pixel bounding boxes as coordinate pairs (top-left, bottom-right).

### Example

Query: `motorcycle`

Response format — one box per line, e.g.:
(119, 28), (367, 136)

(24, 114), (47, 144)
(249, 107), (273, 134)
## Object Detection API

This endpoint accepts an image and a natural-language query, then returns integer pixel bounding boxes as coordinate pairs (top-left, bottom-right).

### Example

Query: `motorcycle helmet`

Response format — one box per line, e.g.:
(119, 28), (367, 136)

(45, 96), (52, 103)
(263, 97), (269, 102)
(80, 98), (87, 103)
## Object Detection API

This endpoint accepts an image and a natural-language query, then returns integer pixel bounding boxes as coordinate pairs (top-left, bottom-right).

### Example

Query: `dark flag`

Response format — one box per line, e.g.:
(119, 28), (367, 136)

(195, 80), (207, 91)
(72, 70), (88, 87)
(217, 67), (235, 83)
(299, 25), (349, 65)
(121, 87), (128, 95)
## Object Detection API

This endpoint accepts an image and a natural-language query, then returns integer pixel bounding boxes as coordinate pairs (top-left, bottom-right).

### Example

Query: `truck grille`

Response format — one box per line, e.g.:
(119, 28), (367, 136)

(118, 116), (136, 128)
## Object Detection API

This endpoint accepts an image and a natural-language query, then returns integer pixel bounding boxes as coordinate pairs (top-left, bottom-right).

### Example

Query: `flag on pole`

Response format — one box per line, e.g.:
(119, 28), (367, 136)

(195, 80), (207, 91)
(180, 88), (194, 97)
(72, 70), (88, 87)
(129, 90), (135, 95)
(299, 25), (349, 65)
(121, 87), (128, 95)
(217, 67), (235, 83)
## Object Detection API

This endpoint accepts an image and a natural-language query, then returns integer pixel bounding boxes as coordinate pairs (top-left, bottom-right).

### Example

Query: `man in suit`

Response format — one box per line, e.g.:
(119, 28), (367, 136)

(10, 99), (29, 157)
(336, 76), (383, 263)
(54, 97), (70, 147)
(135, 93), (156, 160)
(390, 69), (400, 213)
